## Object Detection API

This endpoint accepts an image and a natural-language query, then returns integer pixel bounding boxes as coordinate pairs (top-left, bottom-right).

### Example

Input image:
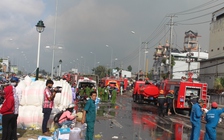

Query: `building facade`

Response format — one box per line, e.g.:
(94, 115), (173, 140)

(200, 7), (224, 90)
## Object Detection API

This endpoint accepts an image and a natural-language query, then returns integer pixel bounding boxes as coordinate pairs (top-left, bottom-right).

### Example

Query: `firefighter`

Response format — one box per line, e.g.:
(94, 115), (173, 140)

(85, 86), (91, 97)
(188, 93), (198, 116)
(111, 87), (117, 104)
(157, 90), (166, 117)
(103, 85), (109, 102)
(98, 83), (104, 100)
(204, 102), (224, 140)
(166, 90), (174, 115)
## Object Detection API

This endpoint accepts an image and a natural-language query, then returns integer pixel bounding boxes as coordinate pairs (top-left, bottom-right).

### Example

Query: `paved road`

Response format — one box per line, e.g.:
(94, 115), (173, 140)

(93, 92), (224, 140)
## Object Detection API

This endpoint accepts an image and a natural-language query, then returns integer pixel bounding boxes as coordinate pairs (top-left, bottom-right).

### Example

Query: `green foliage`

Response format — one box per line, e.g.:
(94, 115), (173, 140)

(0, 58), (2, 71)
(115, 67), (120, 71)
(147, 69), (153, 79)
(39, 69), (48, 75)
(127, 65), (132, 72)
(95, 65), (107, 78)
(214, 77), (224, 90)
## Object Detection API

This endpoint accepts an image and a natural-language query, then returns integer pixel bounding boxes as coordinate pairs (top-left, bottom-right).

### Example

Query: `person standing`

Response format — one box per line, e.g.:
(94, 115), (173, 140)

(157, 90), (166, 117)
(188, 93), (198, 116)
(11, 77), (20, 140)
(0, 85), (15, 140)
(97, 84), (104, 100)
(190, 99), (204, 140)
(166, 90), (174, 115)
(81, 91), (97, 140)
(204, 102), (224, 140)
(42, 79), (56, 136)
(103, 85), (109, 102)
(111, 87), (117, 104)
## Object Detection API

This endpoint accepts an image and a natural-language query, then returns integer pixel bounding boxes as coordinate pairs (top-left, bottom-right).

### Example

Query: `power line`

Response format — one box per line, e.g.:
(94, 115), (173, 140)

(175, 1), (224, 15)
(177, 20), (211, 25)
(170, 0), (218, 15)
(175, 11), (212, 23)
(173, 59), (224, 73)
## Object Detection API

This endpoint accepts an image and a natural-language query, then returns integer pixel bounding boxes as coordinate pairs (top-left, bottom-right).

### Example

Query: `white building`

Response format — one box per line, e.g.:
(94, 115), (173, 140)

(172, 51), (208, 79)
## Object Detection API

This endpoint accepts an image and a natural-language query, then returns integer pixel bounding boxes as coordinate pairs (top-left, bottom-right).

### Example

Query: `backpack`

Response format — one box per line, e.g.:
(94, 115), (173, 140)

(53, 110), (64, 123)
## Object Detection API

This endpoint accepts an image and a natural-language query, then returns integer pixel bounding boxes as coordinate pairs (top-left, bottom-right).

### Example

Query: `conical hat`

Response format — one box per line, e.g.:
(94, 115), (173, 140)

(76, 112), (83, 122)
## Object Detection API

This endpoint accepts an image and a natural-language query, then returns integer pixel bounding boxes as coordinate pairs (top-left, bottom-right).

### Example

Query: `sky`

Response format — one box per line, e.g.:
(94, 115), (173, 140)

(0, 0), (224, 75)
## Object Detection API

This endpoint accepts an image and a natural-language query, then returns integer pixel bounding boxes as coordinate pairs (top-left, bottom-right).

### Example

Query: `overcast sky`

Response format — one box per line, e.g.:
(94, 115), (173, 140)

(1, 0), (223, 74)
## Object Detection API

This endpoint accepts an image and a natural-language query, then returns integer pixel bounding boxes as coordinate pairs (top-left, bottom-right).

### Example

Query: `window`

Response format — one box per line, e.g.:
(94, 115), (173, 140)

(211, 49), (213, 52)
(218, 48), (220, 50)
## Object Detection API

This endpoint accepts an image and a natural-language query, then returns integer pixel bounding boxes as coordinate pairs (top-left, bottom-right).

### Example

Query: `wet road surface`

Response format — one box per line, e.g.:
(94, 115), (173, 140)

(80, 92), (224, 140)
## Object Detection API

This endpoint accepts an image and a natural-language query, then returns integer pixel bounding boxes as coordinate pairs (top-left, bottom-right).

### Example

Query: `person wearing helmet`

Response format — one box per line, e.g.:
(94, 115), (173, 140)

(58, 104), (76, 127)
(204, 102), (224, 140)
(166, 90), (174, 115)
(190, 99), (205, 140)
(157, 90), (166, 117)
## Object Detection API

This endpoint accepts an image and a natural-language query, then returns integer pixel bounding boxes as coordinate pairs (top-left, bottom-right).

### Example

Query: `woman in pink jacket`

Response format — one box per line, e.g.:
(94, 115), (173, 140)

(59, 104), (76, 127)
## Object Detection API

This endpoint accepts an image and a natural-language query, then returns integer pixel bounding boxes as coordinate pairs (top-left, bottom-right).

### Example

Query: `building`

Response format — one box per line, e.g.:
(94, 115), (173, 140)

(152, 30), (208, 81)
(200, 7), (224, 90)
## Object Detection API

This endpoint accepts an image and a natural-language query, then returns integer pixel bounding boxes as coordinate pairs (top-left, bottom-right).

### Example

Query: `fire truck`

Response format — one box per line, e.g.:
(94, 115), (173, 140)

(100, 77), (121, 91)
(132, 80), (159, 103)
(159, 72), (208, 111)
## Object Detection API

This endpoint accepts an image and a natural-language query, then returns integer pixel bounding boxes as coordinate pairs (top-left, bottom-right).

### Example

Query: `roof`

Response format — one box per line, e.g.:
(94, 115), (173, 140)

(172, 52), (208, 59)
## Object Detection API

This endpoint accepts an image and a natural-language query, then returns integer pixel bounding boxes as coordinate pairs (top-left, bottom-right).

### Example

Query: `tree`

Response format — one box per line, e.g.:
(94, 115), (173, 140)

(39, 69), (48, 75)
(0, 59), (2, 72)
(95, 65), (107, 78)
(147, 69), (153, 79)
(127, 65), (132, 72)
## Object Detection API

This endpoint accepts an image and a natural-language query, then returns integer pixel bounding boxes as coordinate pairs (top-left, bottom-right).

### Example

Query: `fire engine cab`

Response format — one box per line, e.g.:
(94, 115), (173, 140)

(159, 72), (208, 110)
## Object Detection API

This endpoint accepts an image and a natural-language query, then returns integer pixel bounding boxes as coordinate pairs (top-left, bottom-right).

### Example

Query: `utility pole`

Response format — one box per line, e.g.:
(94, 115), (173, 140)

(168, 15), (177, 79)
(142, 42), (149, 78)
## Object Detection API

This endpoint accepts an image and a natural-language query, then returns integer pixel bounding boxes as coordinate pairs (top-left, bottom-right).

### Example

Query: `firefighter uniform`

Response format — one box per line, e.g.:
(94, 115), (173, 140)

(157, 90), (166, 117)
(189, 93), (198, 116)
(190, 99), (204, 140)
(111, 89), (117, 104)
(85, 86), (91, 97)
(204, 102), (224, 140)
(166, 90), (174, 115)
(79, 88), (85, 96)
(103, 88), (109, 102)
(98, 86), (104, 100)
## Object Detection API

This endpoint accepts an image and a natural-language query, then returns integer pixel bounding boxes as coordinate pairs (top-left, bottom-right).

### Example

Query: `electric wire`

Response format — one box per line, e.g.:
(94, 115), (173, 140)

(175, 1), (224, 15)
(177, 20), (211, 25)
(170, 0), (218, 15)
(175, 11), (213, 23)
(173, 59), (224, 73)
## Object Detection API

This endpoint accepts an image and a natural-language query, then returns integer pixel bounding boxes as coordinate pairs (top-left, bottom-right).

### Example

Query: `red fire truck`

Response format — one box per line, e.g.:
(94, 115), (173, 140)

(132, 80), (159, 103)
(159, 72), (208, 110)
(100, 77), (121, 91)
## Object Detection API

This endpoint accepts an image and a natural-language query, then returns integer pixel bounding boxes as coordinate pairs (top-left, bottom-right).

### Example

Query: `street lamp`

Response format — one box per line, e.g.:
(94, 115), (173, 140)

(46, 45), (63, 79)
(59, 59), (62, 77)
(35, 20), (45, 81)
(106, 45), (113, 77)
(131, 31), (141, 80)
(90, 52), (96, 73)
